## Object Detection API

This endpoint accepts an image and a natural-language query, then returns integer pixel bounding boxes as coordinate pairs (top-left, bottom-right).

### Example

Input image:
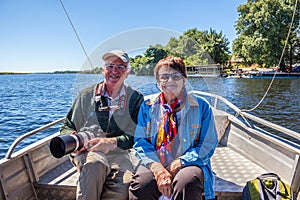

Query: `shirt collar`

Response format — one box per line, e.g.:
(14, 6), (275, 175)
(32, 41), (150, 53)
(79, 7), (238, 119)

(102, 83), (126, 100)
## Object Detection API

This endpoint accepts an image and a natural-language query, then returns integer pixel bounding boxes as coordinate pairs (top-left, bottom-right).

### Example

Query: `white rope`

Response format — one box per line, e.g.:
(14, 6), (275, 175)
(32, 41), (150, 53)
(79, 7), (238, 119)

(242, 0), (298, 112)
(59, 0), (95, 69)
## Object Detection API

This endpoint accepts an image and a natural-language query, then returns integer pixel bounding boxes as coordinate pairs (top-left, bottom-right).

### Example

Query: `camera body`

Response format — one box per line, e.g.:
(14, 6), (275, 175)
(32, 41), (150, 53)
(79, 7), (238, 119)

(50, 125), (104, 158)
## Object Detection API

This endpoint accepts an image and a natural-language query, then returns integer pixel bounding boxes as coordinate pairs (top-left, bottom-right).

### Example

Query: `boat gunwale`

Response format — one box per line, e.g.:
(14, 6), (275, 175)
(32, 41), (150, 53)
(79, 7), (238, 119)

(189, 91), (300, 149)
(4, 118), (64, 159)
(227, 114), (300, 155)
(3, 91), (299, 160)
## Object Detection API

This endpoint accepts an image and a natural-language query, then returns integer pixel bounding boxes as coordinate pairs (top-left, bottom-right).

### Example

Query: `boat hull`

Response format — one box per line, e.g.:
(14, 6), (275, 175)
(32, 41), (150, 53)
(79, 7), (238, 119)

(0, 91), (299, 200)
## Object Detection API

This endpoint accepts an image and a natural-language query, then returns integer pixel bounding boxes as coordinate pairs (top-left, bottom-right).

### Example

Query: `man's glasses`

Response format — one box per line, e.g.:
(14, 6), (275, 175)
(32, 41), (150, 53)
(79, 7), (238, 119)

(158, 72), (183, 82)
(105, 64), (127, 71)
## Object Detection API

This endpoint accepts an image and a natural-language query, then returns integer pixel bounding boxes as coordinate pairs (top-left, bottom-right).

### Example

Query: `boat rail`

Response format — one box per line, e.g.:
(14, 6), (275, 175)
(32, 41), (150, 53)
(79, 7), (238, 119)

(4, 91), (299, 159)
(5, 117), (65, 159)
(190, 91), (300, 143)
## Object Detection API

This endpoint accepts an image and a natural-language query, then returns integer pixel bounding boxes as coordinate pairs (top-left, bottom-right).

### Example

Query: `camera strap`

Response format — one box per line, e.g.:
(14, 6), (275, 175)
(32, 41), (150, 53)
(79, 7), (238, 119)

(94, 82), (127, 112)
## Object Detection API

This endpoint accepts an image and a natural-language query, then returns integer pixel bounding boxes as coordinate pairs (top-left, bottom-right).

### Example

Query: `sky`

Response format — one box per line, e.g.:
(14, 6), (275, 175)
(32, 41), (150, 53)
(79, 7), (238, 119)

(0, 0), (246, 73)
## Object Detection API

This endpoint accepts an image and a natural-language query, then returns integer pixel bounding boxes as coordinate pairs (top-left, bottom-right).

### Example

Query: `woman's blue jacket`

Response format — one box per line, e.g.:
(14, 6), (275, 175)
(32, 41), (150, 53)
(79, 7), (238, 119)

(134, 92), (219, 199)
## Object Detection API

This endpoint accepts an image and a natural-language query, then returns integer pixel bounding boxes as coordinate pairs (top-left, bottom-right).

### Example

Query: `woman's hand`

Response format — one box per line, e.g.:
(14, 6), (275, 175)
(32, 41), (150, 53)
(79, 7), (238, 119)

(168, 159), (182, 177)
(87, 137), (117, 154)
(150, 162), (173, 198)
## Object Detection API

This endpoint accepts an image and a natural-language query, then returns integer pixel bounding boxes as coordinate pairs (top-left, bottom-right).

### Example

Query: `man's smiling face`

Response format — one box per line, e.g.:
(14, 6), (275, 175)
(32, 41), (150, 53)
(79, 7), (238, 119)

(103, 56), (129, 87)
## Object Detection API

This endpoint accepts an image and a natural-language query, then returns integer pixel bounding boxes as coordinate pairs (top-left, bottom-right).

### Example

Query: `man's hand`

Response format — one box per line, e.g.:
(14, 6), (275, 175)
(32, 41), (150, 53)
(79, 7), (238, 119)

(149, 162), (173, 198)
(87, 137), (117, 154)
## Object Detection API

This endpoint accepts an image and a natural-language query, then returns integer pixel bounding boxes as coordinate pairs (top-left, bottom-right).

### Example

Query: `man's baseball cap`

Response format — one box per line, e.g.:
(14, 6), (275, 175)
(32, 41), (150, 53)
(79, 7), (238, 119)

(102, 50), (129, 63)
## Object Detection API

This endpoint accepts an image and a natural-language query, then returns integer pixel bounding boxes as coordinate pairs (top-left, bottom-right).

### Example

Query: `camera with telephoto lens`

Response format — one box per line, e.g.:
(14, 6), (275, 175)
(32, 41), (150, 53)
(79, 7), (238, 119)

(49, 125), (104, 158)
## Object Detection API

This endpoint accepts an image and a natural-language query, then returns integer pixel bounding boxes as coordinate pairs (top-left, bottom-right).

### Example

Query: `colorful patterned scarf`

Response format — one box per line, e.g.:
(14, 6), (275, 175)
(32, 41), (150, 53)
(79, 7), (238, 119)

(156, 93), (180, 166)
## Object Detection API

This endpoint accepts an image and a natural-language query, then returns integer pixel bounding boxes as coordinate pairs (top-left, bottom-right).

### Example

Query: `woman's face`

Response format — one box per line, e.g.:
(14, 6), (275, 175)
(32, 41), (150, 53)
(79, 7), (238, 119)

(157, 66), (185, 99)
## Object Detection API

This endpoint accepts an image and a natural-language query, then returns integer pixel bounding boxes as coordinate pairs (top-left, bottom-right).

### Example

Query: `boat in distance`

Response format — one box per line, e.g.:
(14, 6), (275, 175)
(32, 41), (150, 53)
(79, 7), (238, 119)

(250, 71), (300, 78)
(186, 64), (222, 77)
(0, 91), (299, 200)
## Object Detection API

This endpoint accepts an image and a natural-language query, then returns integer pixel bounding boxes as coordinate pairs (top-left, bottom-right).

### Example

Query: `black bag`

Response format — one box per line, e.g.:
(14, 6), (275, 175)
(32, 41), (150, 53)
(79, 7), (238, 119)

(242, 173), (293, 200)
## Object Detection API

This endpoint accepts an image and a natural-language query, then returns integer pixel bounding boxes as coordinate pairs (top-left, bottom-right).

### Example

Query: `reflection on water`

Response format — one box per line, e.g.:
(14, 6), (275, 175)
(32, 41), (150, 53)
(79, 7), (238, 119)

(0, 74), (299, 158)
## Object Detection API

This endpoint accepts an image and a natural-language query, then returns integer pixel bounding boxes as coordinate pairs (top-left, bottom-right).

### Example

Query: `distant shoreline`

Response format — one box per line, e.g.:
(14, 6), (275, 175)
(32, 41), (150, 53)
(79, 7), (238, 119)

(0, 71), (80, 75)
(0, 72), (31, 75)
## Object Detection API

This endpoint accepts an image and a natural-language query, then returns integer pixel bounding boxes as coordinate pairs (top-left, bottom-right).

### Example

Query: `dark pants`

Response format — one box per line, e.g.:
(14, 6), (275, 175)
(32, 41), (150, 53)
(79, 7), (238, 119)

(129, 165), (204, 200)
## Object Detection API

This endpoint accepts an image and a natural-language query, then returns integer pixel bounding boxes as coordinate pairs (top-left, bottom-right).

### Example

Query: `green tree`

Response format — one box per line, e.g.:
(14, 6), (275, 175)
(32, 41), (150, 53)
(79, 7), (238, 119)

(201, 29), (230, 65)
(131, 45), (167, 75)
(131, 28), (231, 75)
(285, 31), (300, 66)
(144, 45), (168, 64)
(167, 28), (230, 65)
(130, 55), (151, 75)
(233, 0), (300, 69)
(165, 37), (181, 57)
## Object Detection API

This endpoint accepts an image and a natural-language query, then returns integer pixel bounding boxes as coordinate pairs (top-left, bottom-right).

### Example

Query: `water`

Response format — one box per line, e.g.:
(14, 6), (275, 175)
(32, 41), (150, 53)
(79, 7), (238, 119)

(0, 74), (299, 159)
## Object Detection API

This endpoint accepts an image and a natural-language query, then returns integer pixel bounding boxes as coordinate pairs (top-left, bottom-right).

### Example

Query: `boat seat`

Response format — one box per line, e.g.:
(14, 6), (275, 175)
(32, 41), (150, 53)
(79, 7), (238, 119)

(212, 108), (230, 142)
(35, 144), (267, 200)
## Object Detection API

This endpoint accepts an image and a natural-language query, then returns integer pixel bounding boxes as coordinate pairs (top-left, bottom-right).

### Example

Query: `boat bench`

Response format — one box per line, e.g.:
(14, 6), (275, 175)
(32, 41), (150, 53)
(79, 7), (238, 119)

(35, 145), (267, 200)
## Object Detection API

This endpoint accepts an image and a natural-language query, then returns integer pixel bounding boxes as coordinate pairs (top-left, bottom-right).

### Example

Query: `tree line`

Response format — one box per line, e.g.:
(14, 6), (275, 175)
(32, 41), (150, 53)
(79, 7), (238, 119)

(130, 28), (230, 75)
(91, 0), (300, 75)
(233, 0), (300, 70)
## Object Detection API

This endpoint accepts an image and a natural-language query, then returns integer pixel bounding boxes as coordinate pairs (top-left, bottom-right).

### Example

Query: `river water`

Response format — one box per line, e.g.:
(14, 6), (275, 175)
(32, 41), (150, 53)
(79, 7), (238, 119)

(0, 74), (299, 159)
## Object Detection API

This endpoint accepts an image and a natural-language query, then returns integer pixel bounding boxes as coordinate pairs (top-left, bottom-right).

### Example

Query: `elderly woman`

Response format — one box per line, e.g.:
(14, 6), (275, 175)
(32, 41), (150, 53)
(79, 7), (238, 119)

(129, 56), (218, 200)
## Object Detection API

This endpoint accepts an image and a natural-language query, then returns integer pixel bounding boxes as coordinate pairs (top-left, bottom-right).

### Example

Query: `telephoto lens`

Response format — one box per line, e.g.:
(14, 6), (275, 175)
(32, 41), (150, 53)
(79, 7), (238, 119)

(50, 125), (104, 158)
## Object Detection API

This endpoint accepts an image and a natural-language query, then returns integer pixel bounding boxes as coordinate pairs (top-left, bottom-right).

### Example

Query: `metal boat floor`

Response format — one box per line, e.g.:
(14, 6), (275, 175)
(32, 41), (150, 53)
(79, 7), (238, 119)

(212, 145), (267, 198)
(36, 145), (267, 199)
(35, 159), (78, 199)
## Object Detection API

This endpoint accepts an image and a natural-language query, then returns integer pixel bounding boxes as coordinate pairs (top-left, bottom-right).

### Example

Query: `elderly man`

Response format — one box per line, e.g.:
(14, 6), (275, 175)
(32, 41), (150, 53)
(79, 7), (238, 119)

(60, 50), (144, 200)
